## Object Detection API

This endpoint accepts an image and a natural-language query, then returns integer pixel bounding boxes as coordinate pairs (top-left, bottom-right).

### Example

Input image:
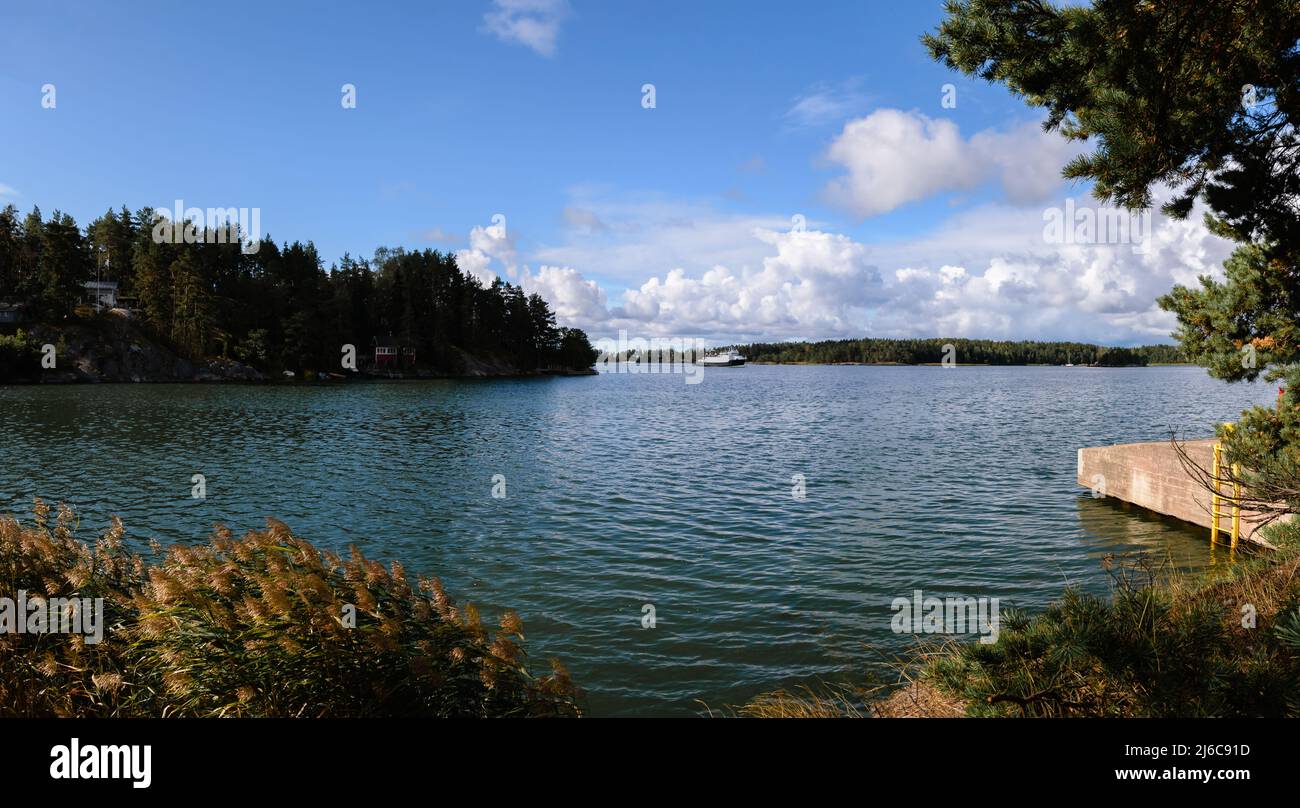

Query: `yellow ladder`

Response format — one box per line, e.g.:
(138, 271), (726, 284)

(1210, 425), (1242, 548)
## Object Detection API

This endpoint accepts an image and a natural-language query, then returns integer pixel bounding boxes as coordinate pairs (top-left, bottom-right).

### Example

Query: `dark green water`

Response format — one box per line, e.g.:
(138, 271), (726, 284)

(0, 365), (1275, 715)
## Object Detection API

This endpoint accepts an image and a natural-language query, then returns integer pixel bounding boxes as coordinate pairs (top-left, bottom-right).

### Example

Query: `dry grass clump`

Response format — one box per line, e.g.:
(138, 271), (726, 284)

(727, 672), (965, 718)
(731, 684), (873, 718)
(0, 500), (579, 717)
(871, 679), (967, 718)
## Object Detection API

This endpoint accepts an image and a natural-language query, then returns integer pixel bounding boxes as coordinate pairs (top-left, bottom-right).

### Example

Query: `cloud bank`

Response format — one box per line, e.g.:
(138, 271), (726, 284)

(458, 196), (1231, 346)
(450, 107), (1231, 347)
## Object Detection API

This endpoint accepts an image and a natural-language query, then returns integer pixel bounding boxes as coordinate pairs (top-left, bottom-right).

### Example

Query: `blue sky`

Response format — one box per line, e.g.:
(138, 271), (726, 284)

(0, 1), (1230, 344)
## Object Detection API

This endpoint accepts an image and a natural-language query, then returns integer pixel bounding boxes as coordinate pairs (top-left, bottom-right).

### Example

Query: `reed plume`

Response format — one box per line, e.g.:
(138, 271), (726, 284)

(0, 501), (580, 718)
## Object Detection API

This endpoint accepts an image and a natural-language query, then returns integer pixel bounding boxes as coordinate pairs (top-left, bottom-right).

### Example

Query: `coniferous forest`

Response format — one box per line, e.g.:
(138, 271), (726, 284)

(733, 338), (1184, 366)
(0, 205), (599, 376)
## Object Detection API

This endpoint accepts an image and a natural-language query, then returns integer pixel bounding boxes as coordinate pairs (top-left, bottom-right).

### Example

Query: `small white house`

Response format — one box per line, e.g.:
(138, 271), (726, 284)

(83, 281), (118, 311)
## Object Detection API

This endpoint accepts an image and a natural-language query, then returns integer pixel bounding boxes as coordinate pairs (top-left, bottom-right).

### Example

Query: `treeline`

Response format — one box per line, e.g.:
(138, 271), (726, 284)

(0, 205), (598, 374)
(732, 338), (1185, 366)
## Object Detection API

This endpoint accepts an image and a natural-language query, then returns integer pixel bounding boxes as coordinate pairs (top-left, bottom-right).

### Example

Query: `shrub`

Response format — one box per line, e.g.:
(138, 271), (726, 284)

(921, 543), (1300, 717)
(0, 329), (41, 381)
(0, 501), (580, 717)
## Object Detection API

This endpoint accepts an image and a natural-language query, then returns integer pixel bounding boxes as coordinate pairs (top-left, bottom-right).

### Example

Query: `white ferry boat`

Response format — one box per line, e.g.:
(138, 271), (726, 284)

(701, 350), (746, 367)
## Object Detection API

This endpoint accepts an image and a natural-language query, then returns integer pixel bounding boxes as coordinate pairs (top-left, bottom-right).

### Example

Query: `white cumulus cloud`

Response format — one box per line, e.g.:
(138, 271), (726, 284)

(520, 265), (610, 325)
(448, 190), (1235, 347)
(455, 218), (517, 284)
(822, 109), (1084, 218)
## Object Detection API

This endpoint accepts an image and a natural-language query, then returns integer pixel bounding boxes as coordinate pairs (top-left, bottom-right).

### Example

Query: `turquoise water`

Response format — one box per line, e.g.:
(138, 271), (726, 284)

(0, 366), (1275, 715)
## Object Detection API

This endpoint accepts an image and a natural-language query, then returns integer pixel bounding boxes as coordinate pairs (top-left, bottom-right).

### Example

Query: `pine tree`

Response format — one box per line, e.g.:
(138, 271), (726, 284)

(132, 208), (173, 335)
(168, 250), (213, 359)
(37, 211), (89, 316)
(927, 0), (1300, 512)
(0, 205), (19, 300)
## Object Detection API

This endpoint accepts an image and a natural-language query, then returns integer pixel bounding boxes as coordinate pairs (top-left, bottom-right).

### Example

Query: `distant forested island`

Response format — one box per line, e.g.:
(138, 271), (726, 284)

(0, 205), (597, 382)
(731, 338), (1185, 367)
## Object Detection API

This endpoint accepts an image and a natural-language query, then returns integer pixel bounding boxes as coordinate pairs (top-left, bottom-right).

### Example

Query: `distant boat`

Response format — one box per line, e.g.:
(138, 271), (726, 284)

(701, 350), (746, 367)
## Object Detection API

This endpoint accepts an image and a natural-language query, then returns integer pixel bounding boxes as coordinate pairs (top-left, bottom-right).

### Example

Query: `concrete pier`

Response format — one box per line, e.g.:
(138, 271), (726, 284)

(1077, 439), (1273, 545)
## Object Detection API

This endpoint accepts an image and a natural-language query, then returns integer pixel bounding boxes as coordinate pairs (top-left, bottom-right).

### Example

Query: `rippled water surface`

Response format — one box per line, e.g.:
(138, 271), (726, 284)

(0, 366), (1276, 715)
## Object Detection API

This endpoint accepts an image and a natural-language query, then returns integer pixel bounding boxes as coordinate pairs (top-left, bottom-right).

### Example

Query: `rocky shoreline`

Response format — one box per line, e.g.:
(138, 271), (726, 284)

(17, 321), (265, 384)
(5, 320), (595, 384)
